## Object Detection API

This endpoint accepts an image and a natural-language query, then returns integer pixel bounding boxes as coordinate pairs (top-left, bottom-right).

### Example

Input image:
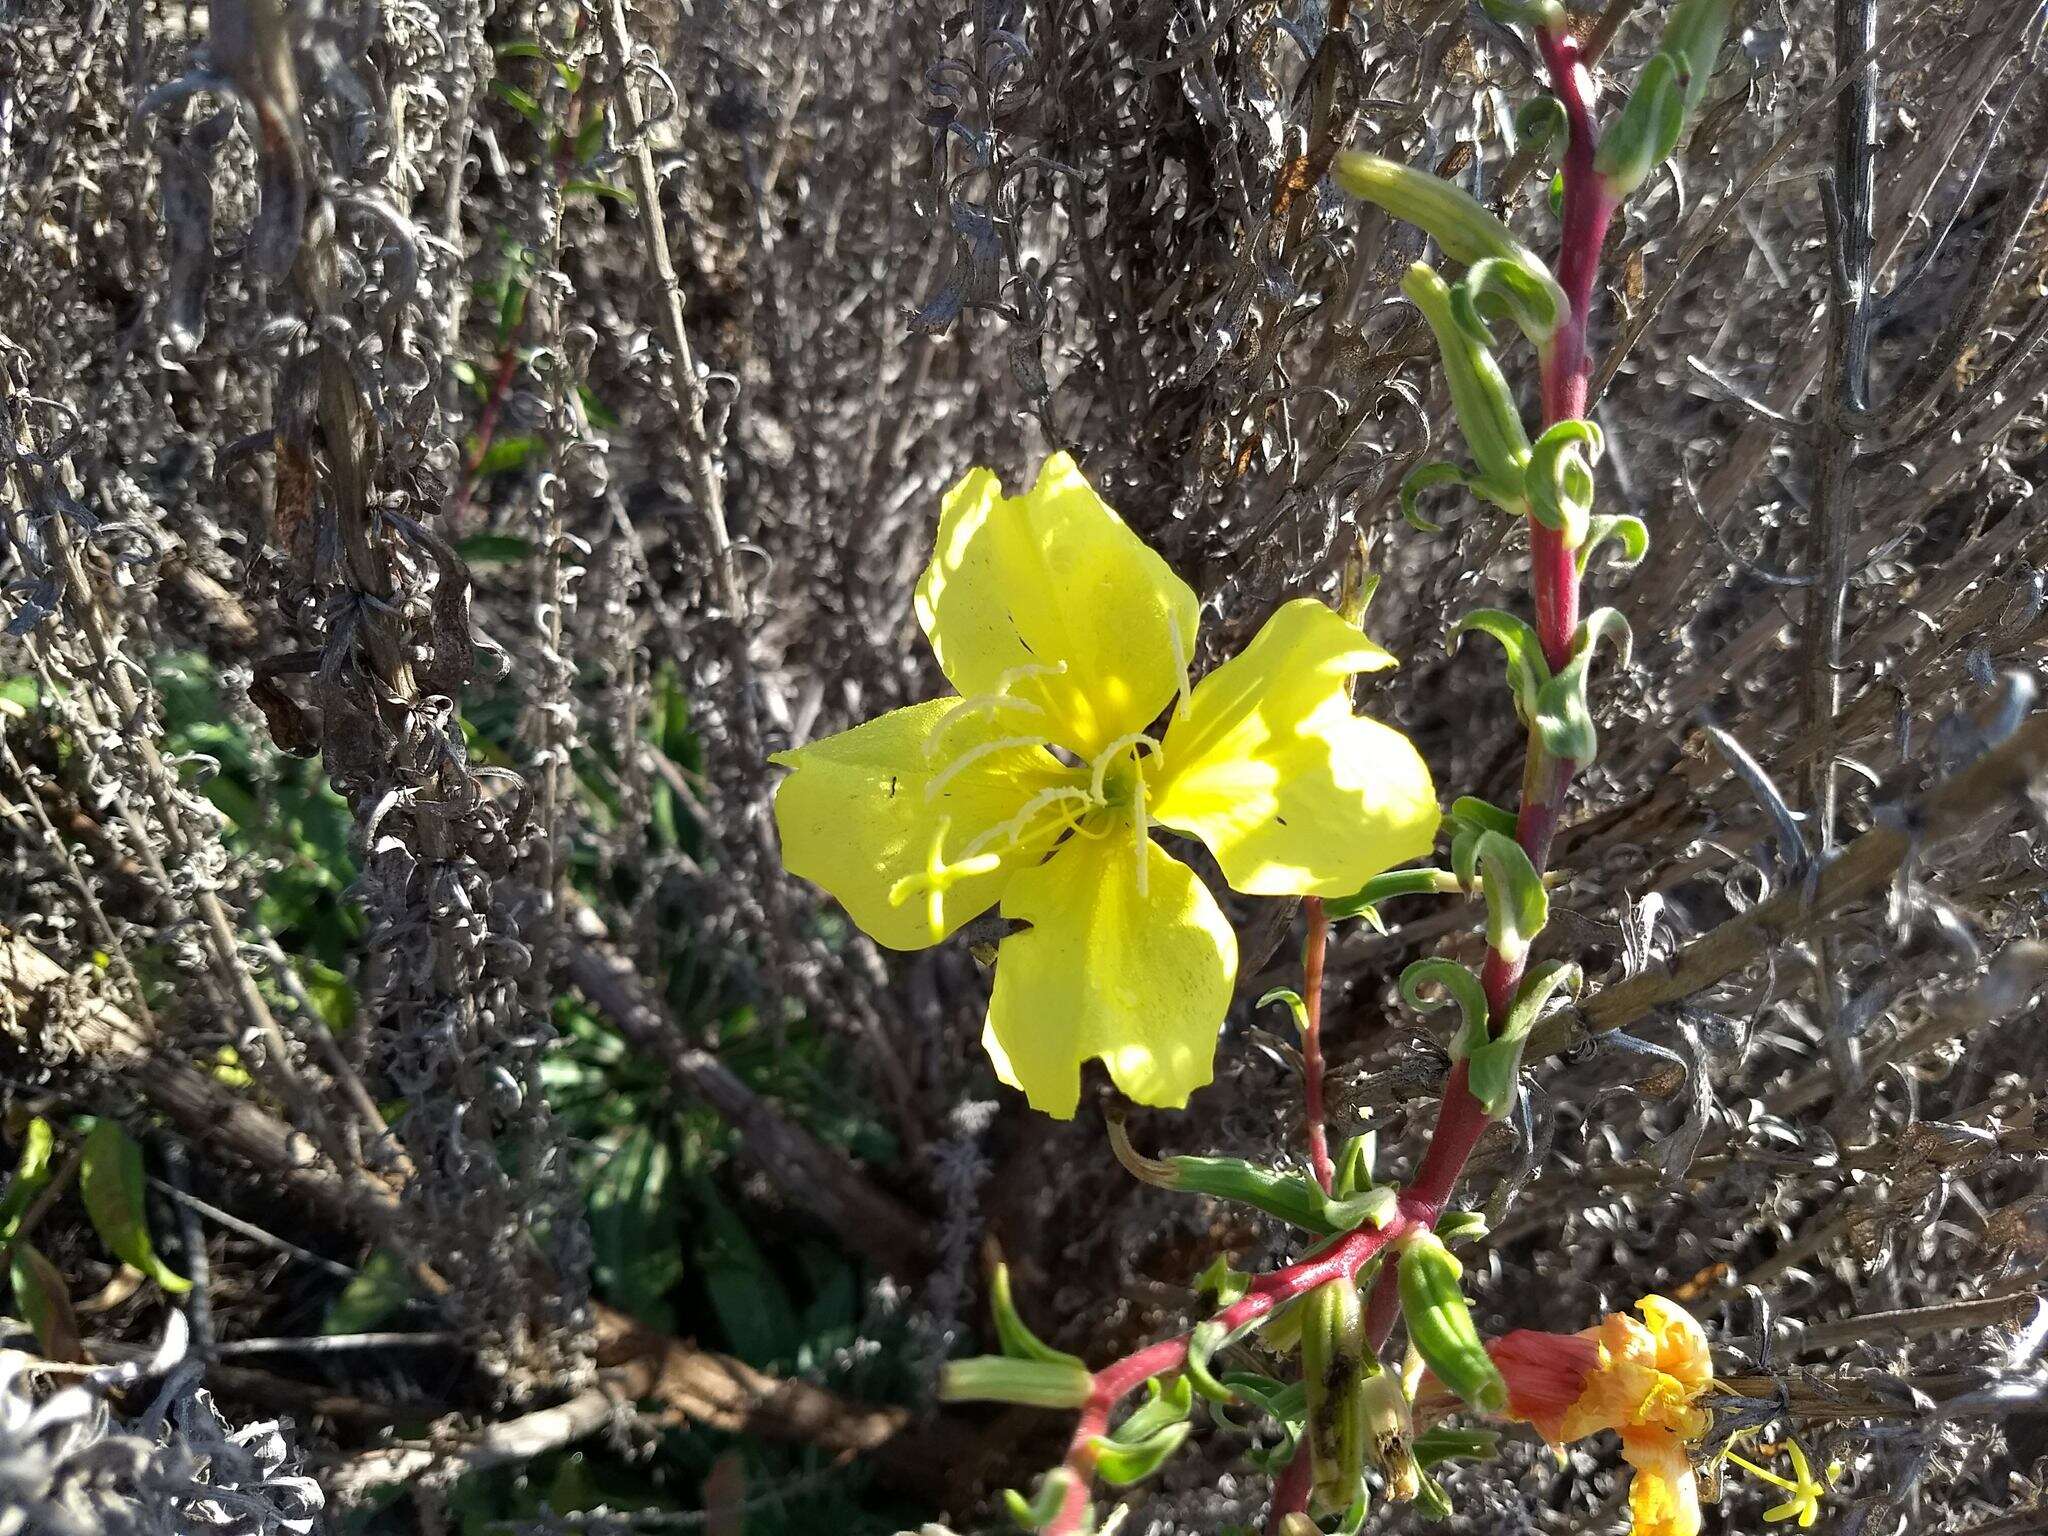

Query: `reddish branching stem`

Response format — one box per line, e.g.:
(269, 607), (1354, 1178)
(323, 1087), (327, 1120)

(1299, 896), (1335, 1193)
(1040, 21), (1617, 1532)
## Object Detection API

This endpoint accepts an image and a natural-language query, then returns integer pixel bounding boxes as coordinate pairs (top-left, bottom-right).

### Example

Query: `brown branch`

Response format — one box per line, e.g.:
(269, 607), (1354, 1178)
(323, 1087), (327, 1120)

(562, 900), (931, 1276)
(0, 931), (962, 1499)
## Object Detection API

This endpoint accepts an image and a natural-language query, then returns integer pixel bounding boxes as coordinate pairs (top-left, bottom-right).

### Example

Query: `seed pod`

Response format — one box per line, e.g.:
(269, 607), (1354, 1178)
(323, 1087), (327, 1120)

(1397, 1233), (1508, 1413)
(1299, 1278), (1371, 1514)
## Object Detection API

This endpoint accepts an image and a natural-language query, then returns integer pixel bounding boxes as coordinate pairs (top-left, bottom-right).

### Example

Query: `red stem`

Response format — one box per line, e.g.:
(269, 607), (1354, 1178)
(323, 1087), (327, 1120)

(1040, 23), (1619, 1530)
(1299, 897), (1335, 1193)
(1265, 1442), (1315, 1534)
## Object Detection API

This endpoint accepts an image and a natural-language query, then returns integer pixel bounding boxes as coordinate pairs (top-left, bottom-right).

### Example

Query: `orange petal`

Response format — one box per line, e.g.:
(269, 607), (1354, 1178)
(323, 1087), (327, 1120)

(1619, 1427), (1703, 1536)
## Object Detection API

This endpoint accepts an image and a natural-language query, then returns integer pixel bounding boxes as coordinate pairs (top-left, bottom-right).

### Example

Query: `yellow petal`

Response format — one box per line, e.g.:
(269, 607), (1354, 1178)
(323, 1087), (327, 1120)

(1150, 599), (1440, 897)
(1621, 1429), (1704, 1536)
(983, 828), (1236, 1118)
(915, 455), (1199, 759)
(772, 700), (1074, 951)
(1635, 1295), (1714, 1394)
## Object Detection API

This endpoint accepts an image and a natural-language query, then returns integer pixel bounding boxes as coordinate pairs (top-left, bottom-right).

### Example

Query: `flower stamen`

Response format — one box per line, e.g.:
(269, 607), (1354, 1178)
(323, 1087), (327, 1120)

(887, 817), (1005, 943)
(924, 734), (1054, 803)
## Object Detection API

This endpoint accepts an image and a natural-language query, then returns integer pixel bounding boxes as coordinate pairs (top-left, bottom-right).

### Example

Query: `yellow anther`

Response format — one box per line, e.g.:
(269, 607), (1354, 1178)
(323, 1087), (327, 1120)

(887, 818), (1002, 942)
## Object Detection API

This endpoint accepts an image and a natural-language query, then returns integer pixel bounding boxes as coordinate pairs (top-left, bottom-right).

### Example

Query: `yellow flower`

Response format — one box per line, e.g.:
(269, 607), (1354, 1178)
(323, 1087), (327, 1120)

(1493, 1295), (1715, 1536)
(770, 453), (1439, 1117)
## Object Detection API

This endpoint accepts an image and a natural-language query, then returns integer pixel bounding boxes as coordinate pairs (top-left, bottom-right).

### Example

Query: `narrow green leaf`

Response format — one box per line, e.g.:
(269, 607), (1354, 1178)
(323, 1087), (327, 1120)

(322, 1248), (414, 1334)
(941, 1354), (1092, 1409)
(1400, 958), (1491, 1058)
(490, 79), (549, 133)
(0, 1117), (56, 1242)
(1533, 607), (1633, 767)
(11, 1242), (83, 1361)
(1115, 1372), (1194, 1443)
(79, 1120), (190, 1294)
(1401, 460), (1471, 533)
(1470, 830), (1548, 967)
(1576, 513), (1651, 576)
(589, 1124), (685, 1331)
(992, 1261), (1085, 1369)
(1447, 609), (1550, 723)
(1257, 986), (1310, 1035)
(1090, 1421), (1191, 1486)
(565, 179), (637, 206)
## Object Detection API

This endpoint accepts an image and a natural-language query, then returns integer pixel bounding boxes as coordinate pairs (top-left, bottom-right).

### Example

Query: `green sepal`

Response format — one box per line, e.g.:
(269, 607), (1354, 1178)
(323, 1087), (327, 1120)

(1414, 1426), (1503, 1467)
(1003, 1470), (1082, 1531)
(1468, 830), (1548, 967)
(1195, 1255), (1251, 1308)
(1089, 1420), (1192, 1486)
(1576, 513), (1650, 576)
(1402, 265), (1533, 503)
(0, 1117), (56, 1243)
(1400, 958), (1491, 1057)
(1593, 53), (1686, 195)
(1466, 960), (1581, 1116)
(1258, 987), (1311, 1036)
(991, 1262), (1086, 1369)
(940, 1354), (1094, 1409)
(1532, 607), (1633, 767)
(1447, 609), (1549, 723)
(1331, 1131), (1376, 1198)
(1524, 418), (1603, 547)
(1325, 867), (1459, 922)
(1115, 1372), (1195, 1444)
(1400, 461), (1469, 533)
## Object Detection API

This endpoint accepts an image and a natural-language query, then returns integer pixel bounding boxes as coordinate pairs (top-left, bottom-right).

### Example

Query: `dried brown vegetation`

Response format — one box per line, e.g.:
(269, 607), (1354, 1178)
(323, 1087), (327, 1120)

(0, 0), (2044, 1532)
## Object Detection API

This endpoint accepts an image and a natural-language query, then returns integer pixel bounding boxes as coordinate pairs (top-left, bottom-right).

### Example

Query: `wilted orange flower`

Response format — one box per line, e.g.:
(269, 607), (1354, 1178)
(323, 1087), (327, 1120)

(1489, 1295), (1714, 1536)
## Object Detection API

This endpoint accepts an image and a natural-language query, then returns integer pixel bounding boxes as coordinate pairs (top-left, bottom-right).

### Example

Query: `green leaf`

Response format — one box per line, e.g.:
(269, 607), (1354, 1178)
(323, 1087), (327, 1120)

(490, 79), (549, 133)
(1512, 94), (1567, 155)
(992, 1261), (1085, 1369)
(1115, 1373), (1194, 1444)
(1469, 830), (1548, 966)
(1003, 1471), (1081, 1530)
(1447, 609), (1550, 723)
(1524, 419), (1604, 547)
(1325, 867), (1459, 921)
(1331, 1130), (1375, 1197)
(472, 435), (542, 478)
(1465, 960), (1583, 1115)
(1193, 1255), (1251, 1307)
(572, 102), (607, 164)
(79, 1120), (190, 1294)
(1402, 265), (1533, 505)
(1457, 255), (1564, 348)
(1593, 53), (1686, 194)
(1413, 1425), (1502, 1466)
(456, 532), (536, 568)
(695, 1183), (799, 1365)
(1576, 513), (1651, 576)
(1435, 1208), (1490, 1245)
(1450, 796), (1519, 838)
(1400, 958), (1491, 1057)
(0, 1117), (57, 1243)
(11, 1242), (82, 1361)
(588, 1124), (685, 1331)
(322, 1248), (414, 1334)
(1400, 461), (1470, 533)
(1256, 986), (1310, 1035)
(564, 179), (636, 206)
(1533, 607), (1633, 767)
(1089, 1421), (1191, 1485)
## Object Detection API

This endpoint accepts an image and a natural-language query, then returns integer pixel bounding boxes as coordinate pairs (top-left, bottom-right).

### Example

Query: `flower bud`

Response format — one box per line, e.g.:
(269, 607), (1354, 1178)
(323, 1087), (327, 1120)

(1299, 1278), (1370, 1514)
(1396, 1232), (1508, 1413)
(1661, 0), (1734, 115)
(1335, 154), (1565, 342)
(1400, 264), (1532, 511)
(1593, 53), (1685, 195)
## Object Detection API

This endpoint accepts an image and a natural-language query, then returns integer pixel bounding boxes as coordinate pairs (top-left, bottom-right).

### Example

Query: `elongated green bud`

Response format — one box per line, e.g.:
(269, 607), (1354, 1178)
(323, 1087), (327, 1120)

(941, 1354), (1094, 1409)
(1595, 0), (1732, 195)
(1337, 154), (1566, 343)
(1661, 0), (1735, 115)
(1401, 264), (1532, 510)
(1594, 53), (1685, 195)
(1109, 1117), (1397, 1235)
(1299, 1278), (1371, 1515)
(1396, 1233), (1507, 1413)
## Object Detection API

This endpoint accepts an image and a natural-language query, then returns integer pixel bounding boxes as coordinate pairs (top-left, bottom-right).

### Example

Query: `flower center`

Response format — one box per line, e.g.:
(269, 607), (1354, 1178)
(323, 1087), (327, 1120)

(1085, 731), (1162, 896)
